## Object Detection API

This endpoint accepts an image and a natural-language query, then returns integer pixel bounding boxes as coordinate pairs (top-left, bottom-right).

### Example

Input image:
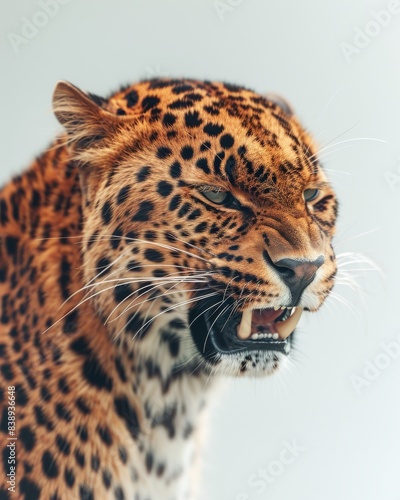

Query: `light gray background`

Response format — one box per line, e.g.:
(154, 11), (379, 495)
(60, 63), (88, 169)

(1, 1), (400, 499)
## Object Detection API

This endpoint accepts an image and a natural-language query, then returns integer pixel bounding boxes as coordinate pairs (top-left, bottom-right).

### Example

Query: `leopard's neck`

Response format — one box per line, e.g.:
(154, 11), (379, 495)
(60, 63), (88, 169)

(0, 142), (214, 498)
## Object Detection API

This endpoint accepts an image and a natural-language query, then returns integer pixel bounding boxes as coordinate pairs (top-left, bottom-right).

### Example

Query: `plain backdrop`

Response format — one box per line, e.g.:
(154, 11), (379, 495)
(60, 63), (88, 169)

(1, 1), (400, 499)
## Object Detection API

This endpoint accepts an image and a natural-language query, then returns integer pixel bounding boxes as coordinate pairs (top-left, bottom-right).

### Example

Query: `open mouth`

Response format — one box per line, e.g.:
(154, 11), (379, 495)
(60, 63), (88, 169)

(189, 293), (303, 362)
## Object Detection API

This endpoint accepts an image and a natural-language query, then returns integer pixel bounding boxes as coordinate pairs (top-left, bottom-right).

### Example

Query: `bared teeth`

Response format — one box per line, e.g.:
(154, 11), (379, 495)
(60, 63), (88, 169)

(275, 307), (303, 339)
(237, 309), (252, 339)
(237, 306), (303, 342)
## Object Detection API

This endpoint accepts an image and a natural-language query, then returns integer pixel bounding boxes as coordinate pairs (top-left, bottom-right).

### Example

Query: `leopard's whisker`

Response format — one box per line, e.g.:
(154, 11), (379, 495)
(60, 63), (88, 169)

(108, 282), (209, 324)
(61, 277), (208, 324)
(315, 144), (353, 164)
(106, 280), (184, 324)
(42, 274), (208, 335)
(336, 251), (381, 267)
(100, 276), (208, 323)
(222, 276), (238, 303)
(308, 136), (388, 162)
(307, 119), (359, 160)
(203, 301), (233, 352)
(64, 246), (135, 301)
(333, 221), (381, 244)
(327, 291), (361, 319)
(334, 277), (366, 293)
(188, 297), (225, 328)
(126, 292), (220, 342)
(220, 288), (249, 332)
(202, 292), (238, 352)
(323, 167), (353, 177)
(60, 262), (214, 331)
(63, 268), (211, 306)
(308, 84), (343, 146)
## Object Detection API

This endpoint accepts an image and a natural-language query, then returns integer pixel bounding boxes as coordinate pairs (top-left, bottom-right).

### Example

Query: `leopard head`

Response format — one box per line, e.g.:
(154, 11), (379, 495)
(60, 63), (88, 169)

(53, 78), (337, 377)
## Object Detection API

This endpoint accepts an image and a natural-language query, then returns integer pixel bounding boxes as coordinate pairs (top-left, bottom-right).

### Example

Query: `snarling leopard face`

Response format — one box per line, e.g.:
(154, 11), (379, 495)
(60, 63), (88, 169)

(53, 78), (337, 377)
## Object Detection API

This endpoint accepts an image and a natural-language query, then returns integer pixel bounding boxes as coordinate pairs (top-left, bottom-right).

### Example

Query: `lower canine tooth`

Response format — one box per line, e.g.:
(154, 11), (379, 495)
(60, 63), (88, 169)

(275, 307), (303, 340)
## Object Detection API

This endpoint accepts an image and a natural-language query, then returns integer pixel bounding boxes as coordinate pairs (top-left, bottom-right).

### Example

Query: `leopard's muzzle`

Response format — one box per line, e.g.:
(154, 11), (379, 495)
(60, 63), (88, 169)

(189, 292), (303, 362)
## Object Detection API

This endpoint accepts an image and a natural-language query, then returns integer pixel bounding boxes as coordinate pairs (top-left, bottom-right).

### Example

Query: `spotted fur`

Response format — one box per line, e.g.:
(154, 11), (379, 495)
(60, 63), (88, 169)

(0, 79), (337, 499)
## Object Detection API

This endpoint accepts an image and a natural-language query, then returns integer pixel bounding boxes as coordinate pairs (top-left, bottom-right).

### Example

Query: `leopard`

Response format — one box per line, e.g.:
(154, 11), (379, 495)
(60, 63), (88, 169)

(0, 78), (338, 500)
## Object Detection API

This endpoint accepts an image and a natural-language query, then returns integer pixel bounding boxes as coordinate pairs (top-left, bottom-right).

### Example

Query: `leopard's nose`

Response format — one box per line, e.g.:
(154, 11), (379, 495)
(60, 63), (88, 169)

(269, 255), (324, 302)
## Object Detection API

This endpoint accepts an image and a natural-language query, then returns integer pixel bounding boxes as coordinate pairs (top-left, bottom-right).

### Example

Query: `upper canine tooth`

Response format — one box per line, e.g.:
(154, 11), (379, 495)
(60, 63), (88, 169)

(237, 309), (252, 340)
(275, 307), (303, 339)
(273, 305), (280, 311)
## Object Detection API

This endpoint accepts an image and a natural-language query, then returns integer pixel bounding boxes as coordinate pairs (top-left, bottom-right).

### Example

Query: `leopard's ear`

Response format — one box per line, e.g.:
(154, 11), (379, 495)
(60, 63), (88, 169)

(264, 93), (294, 116)
(52, 81), (119, 147)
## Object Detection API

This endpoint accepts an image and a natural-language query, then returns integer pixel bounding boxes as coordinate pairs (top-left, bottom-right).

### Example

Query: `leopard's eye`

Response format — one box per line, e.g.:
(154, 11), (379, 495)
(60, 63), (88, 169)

(201, 189), (229, 204)
(303, 188), (319, 202)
